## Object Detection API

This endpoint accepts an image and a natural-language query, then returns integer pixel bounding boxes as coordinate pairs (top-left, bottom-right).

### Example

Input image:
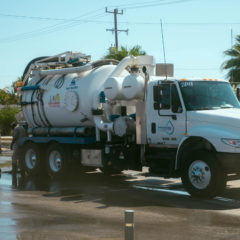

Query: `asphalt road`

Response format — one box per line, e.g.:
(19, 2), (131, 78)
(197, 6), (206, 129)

(1, 155), (240, 240)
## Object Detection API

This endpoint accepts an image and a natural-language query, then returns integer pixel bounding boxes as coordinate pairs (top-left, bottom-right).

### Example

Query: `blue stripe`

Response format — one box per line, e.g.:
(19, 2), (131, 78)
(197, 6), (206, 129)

(19, 136), (96, 146)
(21, 85), (40, 91)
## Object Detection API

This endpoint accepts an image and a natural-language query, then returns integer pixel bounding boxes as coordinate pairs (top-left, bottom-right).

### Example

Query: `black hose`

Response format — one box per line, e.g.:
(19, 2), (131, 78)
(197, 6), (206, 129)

(22, 56), (49, 85)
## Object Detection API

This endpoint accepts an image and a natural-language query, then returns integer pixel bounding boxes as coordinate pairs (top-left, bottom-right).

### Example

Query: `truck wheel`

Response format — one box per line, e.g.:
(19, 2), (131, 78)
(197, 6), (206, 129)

(46, 144), (67, 177)
(21, 142), (42, 176)
(181, 151), (226, 199)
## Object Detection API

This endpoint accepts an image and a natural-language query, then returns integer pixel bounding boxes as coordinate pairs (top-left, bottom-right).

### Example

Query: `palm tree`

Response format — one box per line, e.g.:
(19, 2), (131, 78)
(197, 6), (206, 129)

(222, 35), (240, 82)
(104, 45), (146, 61)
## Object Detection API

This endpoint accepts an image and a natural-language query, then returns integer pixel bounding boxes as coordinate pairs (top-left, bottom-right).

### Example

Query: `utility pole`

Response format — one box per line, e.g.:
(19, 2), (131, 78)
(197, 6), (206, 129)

(106, 8), (128, 50)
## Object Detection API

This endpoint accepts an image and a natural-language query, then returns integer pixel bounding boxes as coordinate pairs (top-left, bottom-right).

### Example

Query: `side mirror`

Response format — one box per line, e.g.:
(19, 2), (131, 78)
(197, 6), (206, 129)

(237, 88), (240, 101)
(153, 85), (163, 102)
(159, 89), (163, 99)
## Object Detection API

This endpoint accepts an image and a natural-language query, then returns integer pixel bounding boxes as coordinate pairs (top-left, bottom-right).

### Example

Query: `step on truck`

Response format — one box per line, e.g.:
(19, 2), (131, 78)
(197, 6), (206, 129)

(18, 51), (240, 198)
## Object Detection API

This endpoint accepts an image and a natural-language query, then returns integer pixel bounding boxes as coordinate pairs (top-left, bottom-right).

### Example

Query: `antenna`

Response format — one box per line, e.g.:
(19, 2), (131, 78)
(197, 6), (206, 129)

(160, 19), (167, 80)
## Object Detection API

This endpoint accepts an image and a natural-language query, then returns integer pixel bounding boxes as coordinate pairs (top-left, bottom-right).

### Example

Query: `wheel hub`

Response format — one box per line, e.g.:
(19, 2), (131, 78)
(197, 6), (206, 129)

(189, 160), (211, 189)
(55, 157), (62, 169)
(49, 151), (62, 172)
(25, 149), (37, 169)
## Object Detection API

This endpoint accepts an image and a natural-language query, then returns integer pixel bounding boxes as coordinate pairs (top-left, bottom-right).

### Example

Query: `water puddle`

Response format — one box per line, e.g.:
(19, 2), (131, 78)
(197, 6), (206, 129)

(0, 156), (11, 161)
(133, 185), (190, 196)
(0, 174), (14, 187)
(0, 201), (11, 206)
(0, 218), (15, 226)
(0, 156), (11, 170)
(133, 185), (240, 206)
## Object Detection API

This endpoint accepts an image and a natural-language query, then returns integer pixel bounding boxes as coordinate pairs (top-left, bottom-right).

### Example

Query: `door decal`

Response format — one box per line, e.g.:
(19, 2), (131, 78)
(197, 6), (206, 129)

(158, 120), (174, 135)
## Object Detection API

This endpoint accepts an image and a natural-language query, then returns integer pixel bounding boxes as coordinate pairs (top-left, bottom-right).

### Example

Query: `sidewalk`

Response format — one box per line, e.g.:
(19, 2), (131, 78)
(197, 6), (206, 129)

(1, 136), (12, 141)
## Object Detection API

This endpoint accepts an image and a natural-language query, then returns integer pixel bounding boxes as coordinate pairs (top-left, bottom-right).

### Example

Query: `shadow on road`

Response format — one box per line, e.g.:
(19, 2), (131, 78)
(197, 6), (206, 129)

(6, 169), (240, 212)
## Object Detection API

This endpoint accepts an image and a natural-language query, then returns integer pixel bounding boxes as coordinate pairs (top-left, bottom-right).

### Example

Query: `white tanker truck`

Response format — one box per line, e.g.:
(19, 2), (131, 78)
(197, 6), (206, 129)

(18, 51), (240, 198)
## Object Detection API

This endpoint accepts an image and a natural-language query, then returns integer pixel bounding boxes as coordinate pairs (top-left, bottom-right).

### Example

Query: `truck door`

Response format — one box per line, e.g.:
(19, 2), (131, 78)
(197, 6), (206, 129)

(146, 82), (186, 147)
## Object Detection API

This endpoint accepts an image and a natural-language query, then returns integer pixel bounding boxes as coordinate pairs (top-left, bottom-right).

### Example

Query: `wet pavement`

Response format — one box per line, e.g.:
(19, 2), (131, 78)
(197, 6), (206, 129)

(1, 154), (240, 239)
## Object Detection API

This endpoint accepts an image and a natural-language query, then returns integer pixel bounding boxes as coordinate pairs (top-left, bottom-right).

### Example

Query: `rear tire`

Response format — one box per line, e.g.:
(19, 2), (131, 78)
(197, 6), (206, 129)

(20, 142), (42, 176)
(181, 150), (226, 199)
(46, 144), (67, 178)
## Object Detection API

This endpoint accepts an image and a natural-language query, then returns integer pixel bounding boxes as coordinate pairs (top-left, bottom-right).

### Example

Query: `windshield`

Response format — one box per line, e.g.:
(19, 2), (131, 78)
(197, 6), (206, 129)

(179, 81), (240, 111)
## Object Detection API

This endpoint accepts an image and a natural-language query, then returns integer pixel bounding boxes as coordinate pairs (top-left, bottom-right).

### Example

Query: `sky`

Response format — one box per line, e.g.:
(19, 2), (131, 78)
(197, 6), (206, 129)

(0, 0), (239, 89)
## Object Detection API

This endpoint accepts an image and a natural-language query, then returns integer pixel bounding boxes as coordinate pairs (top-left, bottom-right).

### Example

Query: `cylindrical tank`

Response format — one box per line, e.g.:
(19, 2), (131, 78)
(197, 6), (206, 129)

(104, 77), (126, 100)
(21, 54), (154, 129)
(122, 74), (145, 100)
(21, 65), (123, 128)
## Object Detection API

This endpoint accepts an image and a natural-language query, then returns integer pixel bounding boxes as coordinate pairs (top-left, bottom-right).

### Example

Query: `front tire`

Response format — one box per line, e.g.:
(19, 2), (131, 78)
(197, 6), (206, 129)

(46, 144), (67, 178)
(181, 151), (226, 198)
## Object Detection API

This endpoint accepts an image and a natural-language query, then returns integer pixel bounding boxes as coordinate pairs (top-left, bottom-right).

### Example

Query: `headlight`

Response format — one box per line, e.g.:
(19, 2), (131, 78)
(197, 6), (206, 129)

(221, 138), (240, 148)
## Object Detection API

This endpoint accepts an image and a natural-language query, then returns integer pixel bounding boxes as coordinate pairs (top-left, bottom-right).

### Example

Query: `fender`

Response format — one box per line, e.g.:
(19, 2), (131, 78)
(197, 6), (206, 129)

(187, 124), (240, 153)
(175, 124), (232, 170)
(175, 135), (215, 170)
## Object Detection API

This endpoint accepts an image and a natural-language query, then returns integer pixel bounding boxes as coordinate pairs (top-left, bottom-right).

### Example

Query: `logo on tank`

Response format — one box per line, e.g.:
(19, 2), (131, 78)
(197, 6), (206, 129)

(48, 93), (61, 107)
(66, 78), (78, 90)
(54, 77), (64, 89)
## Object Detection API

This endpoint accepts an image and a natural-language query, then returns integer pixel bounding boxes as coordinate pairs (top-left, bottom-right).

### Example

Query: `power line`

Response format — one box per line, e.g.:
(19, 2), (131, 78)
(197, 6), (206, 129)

(109, 0), (170, 8)
(122, 21), (240, 25)
(0, 13), (76, 22)
(0, 11), (106, 23)
(1, 19), (239, 44)
(1, 10), (239, 26)
(1, 13), (240, 26)
(0, 0), (239, 44)
(0, 0), (192, 24)
(110, 0), (192, 10)
(0, 8), (106, 43)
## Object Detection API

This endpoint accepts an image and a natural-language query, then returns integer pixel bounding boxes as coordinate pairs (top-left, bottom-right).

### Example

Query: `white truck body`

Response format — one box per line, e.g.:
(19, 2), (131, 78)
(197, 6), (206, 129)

(18, 52), (240, 198)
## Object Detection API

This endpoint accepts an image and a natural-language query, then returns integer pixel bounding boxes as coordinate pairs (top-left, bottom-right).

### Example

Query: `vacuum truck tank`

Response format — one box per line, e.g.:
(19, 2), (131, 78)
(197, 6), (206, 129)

(18, 51), (154, 178)
(20, 51), (154, 140)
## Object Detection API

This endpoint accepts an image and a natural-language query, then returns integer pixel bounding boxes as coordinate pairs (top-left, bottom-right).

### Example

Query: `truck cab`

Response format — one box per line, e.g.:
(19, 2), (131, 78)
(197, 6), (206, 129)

(144, 78), (240, 198)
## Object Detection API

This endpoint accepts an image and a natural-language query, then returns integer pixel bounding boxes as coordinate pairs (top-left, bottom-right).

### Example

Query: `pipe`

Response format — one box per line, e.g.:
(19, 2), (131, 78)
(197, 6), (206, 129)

(93, 115), (113, 142)
(107, 130), (112, 142)
(93, 116), (113, 132)
(40, 63), (92, 76)
(109, 55), (155, 78)
(95, 127), (100, 142)
(103, 103), (112, 121)
(92, 55), (154, 142)
(109, 55), (136, 78)
(39, 59), (119, 77)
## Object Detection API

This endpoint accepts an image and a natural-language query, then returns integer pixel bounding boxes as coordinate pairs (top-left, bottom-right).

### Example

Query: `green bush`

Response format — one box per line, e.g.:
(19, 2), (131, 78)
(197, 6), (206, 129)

(0, 107), (19, 136)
